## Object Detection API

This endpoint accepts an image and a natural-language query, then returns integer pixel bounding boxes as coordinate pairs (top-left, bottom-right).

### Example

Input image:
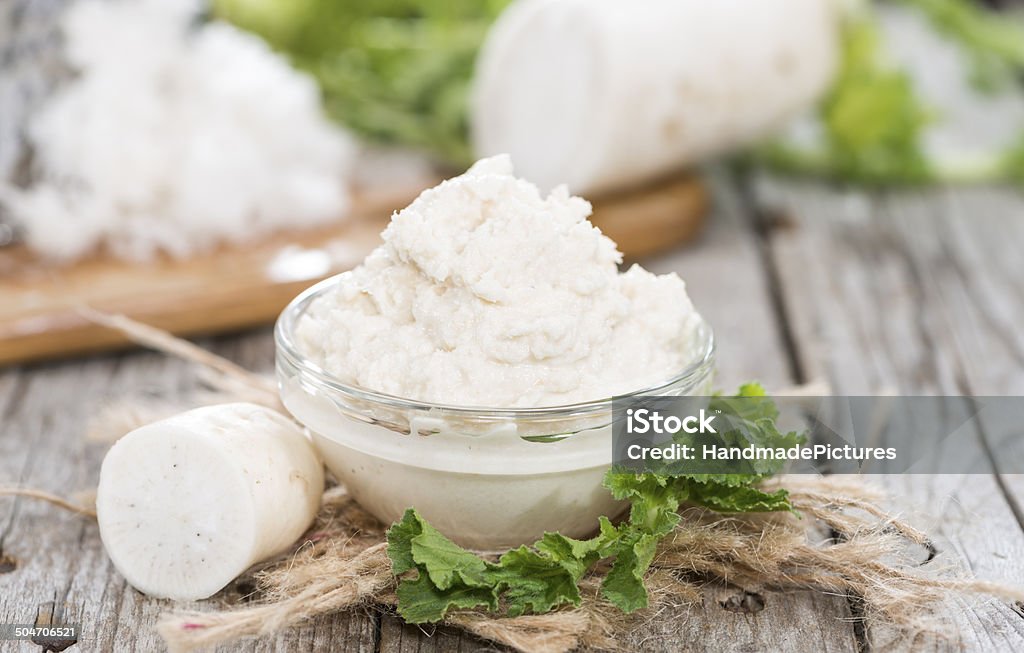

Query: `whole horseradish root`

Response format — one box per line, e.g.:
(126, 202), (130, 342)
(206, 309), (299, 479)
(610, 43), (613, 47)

(96, 403), (324, 600)
(472, 0), (839, 194)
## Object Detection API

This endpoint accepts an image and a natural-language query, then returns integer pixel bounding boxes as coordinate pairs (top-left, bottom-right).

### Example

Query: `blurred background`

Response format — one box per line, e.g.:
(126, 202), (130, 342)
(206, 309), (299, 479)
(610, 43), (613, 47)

(2, 0), (1024, 365)
(5, 6), (1024, 649)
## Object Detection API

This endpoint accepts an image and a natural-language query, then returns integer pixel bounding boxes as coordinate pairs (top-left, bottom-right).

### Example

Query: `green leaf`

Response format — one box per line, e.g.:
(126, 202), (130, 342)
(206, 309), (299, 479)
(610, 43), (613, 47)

(681, 479), (792, 514)
(409, 516), (491, 589)
(213, 0), (511, 164)
(601, 532), (660, 612)
(604, 470), (666, 502)
(492, 546), (582, 617)
(386, 508), (421, 575)
(1001, 131), (1024, 184)
(755, 2), (932, 184)
(387, 385), (799, 624)
(395, 571), (497, 624)
(760, 0), (1024, 186)
(818, 7), (932, 184)
(899, 0), (1024, 91)
(386, 510), (595, 623)
(535, 525), (615, 580)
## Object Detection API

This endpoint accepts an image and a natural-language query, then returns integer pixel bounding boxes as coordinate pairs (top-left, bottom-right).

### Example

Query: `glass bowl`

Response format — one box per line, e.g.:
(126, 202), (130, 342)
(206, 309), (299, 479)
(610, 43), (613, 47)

(275, 274), (715, 549)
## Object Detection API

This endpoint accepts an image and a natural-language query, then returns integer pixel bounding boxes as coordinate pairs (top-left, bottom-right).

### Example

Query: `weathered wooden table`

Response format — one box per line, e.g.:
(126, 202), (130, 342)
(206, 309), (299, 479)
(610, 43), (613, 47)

(3, 171), (1024, 652)
(4, 2), (1024, 651)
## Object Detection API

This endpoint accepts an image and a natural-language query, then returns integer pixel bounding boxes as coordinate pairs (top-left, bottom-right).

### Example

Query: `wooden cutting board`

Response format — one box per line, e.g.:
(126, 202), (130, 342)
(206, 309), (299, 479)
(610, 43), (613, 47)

(0, 173), (707, 366)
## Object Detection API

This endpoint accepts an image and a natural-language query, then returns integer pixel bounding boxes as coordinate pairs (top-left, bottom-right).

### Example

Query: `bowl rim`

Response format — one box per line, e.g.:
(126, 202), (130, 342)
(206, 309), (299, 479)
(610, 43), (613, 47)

(275, 274), (716, 420)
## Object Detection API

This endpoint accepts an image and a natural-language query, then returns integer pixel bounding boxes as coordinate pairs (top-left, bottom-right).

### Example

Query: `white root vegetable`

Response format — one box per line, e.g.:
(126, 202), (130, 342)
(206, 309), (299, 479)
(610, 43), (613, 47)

(96, 403), (324, 601)
(471, 0), (840, 194)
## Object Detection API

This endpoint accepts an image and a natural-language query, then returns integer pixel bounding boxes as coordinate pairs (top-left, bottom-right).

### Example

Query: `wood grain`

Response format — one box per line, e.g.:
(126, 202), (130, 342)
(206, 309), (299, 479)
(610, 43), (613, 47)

(751, 176), (1024, 652)
(0, 172), (859, 653)
(4, 176), (1024, 653)
(0, 332), (384, 652)
(624, 587), (856, 653)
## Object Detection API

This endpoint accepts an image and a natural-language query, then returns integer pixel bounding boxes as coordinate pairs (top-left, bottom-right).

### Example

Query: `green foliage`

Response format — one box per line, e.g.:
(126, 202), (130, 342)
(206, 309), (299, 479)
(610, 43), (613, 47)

(762, 0), (1024, 185)
(386, 383), (801, 623)
(213, 0), (510, 164)
(820, 12), (932, 182)
(215, 0), (1024, 185)
(386, 509), (584, 623)
(1001, 132), (1024, 184)
(900, 0), (1024, 91)
(760, 6), (932, 184)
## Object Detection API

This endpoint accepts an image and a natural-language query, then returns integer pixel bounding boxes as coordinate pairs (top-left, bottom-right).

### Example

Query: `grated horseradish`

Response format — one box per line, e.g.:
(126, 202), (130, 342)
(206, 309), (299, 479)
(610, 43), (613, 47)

(296, 155), (702, 408)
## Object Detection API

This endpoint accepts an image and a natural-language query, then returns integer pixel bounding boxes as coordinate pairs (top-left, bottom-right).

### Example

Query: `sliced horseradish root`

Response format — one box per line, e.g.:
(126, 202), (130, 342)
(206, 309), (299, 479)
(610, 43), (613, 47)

(96, 403), (324, 600)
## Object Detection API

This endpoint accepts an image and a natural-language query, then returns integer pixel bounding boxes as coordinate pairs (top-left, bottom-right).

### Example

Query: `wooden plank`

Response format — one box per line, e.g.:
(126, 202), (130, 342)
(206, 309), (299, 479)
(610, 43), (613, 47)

(0, 346), (380, 652)
(376, 170), (859, 653)
(380, 616), (490, 653)
(641, 171), (793, 390)
(875, 188), (1024, 649)
(0, 359), (146, 651)
(0, 190), (404, 368)
(627, 587), (858, 653)
(753, 176), (1024, 651)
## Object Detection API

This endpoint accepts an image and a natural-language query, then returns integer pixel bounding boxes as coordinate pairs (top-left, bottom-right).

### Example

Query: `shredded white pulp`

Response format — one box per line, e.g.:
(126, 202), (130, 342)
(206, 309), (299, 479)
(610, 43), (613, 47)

(296, 155), (703, 408)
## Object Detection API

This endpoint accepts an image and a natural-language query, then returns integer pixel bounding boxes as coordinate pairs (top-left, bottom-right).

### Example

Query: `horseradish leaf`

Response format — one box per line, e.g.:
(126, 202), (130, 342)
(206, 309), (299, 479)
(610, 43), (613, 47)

(601, 532), (661, 612)
(680, 479), (792, 514)
(534, 519), (618, 580)
(386, 510), (587, 623)
(394, 572), (497, 624)
(386, 508), (421, 575)
(387, 384), (801, 623)
(409, 517), (491, 590)
(492, 546), (583, 617)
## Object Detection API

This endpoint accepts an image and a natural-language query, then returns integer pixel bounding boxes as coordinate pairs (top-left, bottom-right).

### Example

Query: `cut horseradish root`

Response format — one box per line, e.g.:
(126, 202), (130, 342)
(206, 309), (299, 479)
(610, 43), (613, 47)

(96, 403), (324, 600)
(472, 0), (839, 195)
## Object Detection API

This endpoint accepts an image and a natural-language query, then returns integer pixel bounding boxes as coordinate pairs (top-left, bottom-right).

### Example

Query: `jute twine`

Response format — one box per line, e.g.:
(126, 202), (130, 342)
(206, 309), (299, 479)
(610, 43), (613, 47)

(2, 311), (1022, 652)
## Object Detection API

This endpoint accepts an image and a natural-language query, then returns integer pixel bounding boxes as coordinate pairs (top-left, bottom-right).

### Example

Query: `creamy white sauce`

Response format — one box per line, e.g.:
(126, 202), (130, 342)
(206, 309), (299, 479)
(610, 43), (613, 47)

(296, 155), (701, 408)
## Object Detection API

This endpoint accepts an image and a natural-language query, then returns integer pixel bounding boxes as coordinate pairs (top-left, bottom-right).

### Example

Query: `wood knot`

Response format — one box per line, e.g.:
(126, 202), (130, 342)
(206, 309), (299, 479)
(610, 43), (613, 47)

(33, 601), (78, 652)
(719, 590), (766, 614)
(0, 554), (17, 574)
